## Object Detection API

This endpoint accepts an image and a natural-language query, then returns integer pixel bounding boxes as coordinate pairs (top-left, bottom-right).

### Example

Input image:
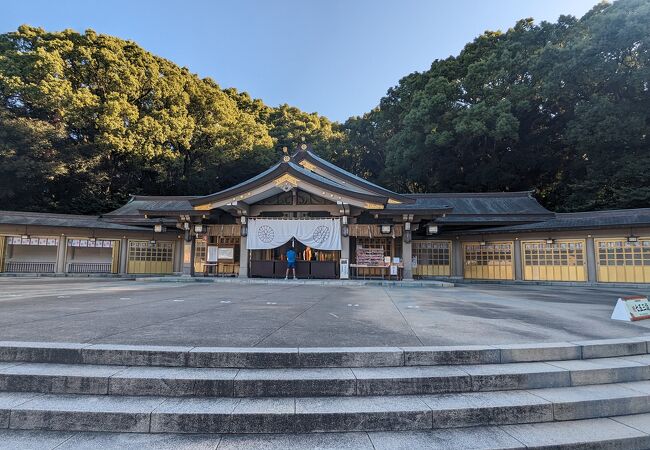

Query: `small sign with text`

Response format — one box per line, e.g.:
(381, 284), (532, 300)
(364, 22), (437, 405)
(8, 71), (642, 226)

(611, 296), (650, 322)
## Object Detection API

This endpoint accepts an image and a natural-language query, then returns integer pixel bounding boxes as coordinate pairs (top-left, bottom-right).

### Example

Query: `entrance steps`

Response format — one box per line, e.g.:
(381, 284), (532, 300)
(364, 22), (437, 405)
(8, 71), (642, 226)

(0, 338), (648, 447)
(136, 276), (456, 288)
(1, 416), (650, 448)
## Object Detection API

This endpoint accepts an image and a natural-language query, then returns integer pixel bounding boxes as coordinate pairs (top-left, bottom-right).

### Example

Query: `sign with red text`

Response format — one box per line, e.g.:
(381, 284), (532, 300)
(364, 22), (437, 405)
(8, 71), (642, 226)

(611, 296), (650, 321)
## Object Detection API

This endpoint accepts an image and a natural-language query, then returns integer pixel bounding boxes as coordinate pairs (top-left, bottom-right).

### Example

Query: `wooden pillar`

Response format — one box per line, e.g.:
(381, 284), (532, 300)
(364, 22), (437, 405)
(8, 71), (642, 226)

(514, 239), (523, 281)
(586, 236), (597, 283)
(55, 235), (67, 274)
(119, 238), (128, 274)
(0, 236), (5, 272)
(110, 240), (120, 274)
(341, 234), (350, 261)
(452, 240), (464, 277)
(238, 235), (248, 278)
(340, 228), (350, 279)
(172, 238), (182, 273)
(402, 232), (413, 280)
(182, 237), (195, 277)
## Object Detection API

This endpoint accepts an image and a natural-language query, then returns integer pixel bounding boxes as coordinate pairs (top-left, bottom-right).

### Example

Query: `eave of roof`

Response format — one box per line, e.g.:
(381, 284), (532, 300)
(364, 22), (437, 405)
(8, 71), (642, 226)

(378, 206), (454, 215)
(406, 191), (538, 198)
(139, 209), (211, 218)
(436, 213), (555, 224)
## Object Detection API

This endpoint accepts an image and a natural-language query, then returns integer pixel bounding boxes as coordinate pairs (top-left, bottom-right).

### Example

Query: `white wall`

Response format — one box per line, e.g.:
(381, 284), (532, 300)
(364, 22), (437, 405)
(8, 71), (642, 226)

(6, 245), (57, 262)
(66, 247), (112, 262)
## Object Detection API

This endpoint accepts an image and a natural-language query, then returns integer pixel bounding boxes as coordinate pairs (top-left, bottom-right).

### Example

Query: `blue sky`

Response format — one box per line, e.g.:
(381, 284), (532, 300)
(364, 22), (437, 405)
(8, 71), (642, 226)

(3, 0), (599, 122)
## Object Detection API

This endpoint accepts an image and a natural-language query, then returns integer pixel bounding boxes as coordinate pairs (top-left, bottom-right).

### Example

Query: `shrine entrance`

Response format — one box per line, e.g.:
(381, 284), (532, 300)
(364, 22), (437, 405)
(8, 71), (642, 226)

(249, 240), (340, 278)
(246, 218), (342, 279)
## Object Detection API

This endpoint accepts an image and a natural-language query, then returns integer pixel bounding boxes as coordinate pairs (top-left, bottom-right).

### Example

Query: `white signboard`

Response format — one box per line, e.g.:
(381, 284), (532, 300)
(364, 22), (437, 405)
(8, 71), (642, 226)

(66, 239), (114, 248)
(340, 258), (349, 279)
(217, 247), (235, 260)
(207, 246), (219, 263)
(390, 265), (398, 276)
(611, 296), (650, 322)
(9, 236), (59, 246)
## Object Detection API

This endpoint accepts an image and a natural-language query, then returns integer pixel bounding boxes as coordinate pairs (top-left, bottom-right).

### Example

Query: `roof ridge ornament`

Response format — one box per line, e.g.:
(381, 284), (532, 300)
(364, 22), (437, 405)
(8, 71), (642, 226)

(282, 146), (291, 163)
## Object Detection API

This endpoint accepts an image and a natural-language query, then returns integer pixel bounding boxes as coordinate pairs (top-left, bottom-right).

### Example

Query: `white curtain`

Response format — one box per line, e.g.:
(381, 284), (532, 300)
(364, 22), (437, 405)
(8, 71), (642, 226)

(247, 218), (341, 250)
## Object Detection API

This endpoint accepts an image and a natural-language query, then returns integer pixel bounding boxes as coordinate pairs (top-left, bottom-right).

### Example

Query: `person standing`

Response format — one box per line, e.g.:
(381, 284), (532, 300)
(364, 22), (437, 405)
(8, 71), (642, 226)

(285, 246), (297, 280)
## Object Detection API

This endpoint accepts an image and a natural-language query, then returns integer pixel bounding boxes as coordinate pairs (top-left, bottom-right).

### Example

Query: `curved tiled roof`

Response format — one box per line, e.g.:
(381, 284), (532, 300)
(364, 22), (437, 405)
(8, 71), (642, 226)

(458, 208), (650, 234)
(86, 148), (646, 233)
(293, 149), (415, 203)
(407, 192), (550, 215)
(190, 161), (387, 207)
(192, 163), (283, 204)
(0, 210), (148, 230)
(384, 191), (553, 223)
(104, 196), (197, 217)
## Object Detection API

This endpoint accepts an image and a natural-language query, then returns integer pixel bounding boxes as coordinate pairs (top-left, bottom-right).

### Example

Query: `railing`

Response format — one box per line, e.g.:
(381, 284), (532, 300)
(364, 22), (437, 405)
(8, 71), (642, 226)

(67, 262), (112, 273)
(4, 262), (55, 273)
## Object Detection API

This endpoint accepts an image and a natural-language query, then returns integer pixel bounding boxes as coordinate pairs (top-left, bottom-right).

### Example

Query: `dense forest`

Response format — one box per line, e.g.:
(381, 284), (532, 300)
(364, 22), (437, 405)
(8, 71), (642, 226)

(0, 0), (648, 214)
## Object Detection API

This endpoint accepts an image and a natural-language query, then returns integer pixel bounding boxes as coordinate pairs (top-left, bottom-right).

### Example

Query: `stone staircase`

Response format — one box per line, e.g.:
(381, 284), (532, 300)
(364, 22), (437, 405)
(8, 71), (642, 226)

(0, 338), (650, 448)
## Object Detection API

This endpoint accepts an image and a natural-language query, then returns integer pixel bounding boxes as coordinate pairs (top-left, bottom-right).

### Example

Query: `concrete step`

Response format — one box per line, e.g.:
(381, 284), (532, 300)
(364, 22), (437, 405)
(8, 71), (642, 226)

(2, 381), (650, 433)
(0, 356), (648, 398)
(137, 276), (456, 288)
(2, 415), (650, 449)
(0, 337), (647, 368)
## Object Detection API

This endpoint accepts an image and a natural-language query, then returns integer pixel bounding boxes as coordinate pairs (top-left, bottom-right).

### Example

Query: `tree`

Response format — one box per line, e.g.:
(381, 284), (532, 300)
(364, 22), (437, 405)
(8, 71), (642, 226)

(343, 0), (650, 211)
(2, 0), (649, 214)
(0, 26), (334, 213)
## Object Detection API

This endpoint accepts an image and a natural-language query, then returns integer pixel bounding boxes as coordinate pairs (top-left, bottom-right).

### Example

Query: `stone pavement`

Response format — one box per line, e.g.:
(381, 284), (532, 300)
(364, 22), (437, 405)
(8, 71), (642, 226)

(0, 278), (648, 347)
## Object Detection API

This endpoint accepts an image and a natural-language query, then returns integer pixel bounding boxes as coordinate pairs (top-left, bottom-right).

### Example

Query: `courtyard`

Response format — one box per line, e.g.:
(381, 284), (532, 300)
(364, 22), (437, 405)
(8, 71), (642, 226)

(0, 278), (648, 347)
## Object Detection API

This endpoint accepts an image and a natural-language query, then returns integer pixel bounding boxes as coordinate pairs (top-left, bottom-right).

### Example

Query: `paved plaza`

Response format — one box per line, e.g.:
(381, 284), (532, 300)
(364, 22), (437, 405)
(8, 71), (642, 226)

(0, 278), (649, 347)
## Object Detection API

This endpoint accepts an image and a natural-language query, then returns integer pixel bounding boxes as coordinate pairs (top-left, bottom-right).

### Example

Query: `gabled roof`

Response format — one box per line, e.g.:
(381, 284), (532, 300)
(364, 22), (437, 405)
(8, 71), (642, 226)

(104, 196), (198, 217)
(101, 195), (205, 225)
(96, 146), (554, 222)
(0, 210), (148, 231)
(402, 191), (554, 224)
(292, 147), (415, 204)
(190, 160), (388, 208)
(457, 208), (650, 234)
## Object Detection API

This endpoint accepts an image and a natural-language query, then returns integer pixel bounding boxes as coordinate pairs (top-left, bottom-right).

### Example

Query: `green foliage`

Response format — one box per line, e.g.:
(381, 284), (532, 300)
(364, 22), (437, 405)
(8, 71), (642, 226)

(0, 26), (336, 213)
(1, 0), (649, 214)
(342, 0), (650, 211)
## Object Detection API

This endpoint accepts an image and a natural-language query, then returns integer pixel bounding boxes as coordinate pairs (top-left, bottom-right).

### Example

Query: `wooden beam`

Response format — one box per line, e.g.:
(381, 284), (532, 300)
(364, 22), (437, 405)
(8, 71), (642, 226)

(249, 204), (341, 216)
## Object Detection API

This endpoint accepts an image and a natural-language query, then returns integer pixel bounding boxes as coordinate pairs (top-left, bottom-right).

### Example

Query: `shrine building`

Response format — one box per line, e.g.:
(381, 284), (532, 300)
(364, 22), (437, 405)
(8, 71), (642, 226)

(1, 142), (650, 284)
